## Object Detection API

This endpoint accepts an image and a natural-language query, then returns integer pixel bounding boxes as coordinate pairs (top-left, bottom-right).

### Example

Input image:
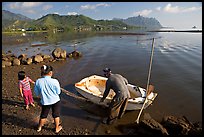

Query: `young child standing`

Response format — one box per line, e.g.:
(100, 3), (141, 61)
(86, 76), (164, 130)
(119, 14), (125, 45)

(18, 71), (35, 110)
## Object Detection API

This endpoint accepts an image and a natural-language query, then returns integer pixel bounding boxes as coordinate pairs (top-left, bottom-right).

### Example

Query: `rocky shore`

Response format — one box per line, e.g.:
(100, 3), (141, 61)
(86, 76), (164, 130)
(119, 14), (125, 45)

(2, 47), (82, 68)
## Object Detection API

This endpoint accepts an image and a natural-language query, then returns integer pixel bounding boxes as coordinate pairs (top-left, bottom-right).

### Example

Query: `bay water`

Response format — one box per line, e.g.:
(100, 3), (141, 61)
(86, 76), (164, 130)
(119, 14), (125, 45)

(2, 31), (202, 124)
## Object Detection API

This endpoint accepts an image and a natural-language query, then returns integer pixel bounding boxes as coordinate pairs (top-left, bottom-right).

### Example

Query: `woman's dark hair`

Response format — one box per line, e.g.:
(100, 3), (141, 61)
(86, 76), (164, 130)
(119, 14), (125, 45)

(18, 71), (26, 80)
(41, 65), (53, 76)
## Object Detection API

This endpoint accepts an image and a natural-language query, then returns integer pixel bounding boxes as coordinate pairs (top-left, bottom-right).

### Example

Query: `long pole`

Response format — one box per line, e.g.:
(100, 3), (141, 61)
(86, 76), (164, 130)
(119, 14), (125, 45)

(135, 38), (155, 124)
(60, 87), (87, 101)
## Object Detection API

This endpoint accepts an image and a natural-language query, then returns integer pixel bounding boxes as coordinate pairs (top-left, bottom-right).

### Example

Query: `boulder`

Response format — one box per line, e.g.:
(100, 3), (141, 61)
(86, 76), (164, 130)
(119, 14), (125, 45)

(4, 54), (16, 62)
(2, 57), (9, 61)
(141, 113), (169, 135)
(52, 48), (62, 58)
(61, 50), (67, 59)
(12, 58), (21, 66)
(18, 54), (27, 60)
(27, 58), (33, 65)
(72, 50), (81, 57)
(52, 48), (67, 59)
(117, 113), (201, 135)
(68, 50), (82, 58)
(18, 54), (27, 65)
(2, 61), (12, 67)
(33, 55), (43, 63)
(42, 54), (51, 59)
(161, 115), (194, 135)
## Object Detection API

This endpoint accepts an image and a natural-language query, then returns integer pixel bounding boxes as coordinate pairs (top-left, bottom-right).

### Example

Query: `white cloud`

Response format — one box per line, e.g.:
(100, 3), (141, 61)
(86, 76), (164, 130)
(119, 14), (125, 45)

(133, 9), (152, 16)
(21, 2), (43, 8)
(156, 7), (161, 11)
(43, 4), (53, 10)
(8, 2), (43, 12)
(26, 9), (37, 14)
(96, 3), (110, 7)
(163, 3), (202, 13)
(80, 3), (110, 10)
(80, 5), (93, 10)
(182, 6), (202, 12)
(67, 12), (78, 15)
(163, 3), (179, 13)
(8, 2), (21, 9)
(9, 2), (43, 9)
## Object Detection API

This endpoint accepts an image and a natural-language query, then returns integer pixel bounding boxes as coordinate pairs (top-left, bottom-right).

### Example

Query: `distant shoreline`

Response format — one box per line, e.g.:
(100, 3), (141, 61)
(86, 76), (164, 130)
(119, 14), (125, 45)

(3, 29), (202, 34)
(148, 30), (202, 33)
(2, 31), (47, 34)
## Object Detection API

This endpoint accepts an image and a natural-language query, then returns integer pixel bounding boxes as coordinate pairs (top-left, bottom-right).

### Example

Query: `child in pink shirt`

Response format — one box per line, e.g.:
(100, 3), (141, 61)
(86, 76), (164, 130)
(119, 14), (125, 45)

(18, 71), (35, 110)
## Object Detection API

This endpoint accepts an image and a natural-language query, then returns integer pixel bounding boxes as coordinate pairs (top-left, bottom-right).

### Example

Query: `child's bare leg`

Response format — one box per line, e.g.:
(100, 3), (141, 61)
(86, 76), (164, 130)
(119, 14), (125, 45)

(25, 105), (29, 110)
(31, 102), (35, 107)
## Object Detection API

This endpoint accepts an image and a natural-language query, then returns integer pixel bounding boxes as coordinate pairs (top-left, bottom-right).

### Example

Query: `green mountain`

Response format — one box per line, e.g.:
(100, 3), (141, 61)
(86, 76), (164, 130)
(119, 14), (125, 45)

(30, 14), (98, 31)
(2, 10), (32, 21)
(114, 15), (162, 29)
(26, 14), (136, 31)
(2, 10), (33, 30)
(2, 10), (161, 32)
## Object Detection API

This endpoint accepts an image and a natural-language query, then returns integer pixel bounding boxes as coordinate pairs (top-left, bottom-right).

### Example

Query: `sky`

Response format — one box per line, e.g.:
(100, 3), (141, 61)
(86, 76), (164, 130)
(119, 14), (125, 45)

(2, 2), (202, 29)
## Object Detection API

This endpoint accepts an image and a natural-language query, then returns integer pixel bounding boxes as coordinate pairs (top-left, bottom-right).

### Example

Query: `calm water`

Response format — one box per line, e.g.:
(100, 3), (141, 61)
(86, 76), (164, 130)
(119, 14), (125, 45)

(2, 31), (202, 124)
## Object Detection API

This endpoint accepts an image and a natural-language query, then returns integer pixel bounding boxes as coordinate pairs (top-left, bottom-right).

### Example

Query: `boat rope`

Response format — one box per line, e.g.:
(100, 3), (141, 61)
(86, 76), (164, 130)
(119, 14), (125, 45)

(60, 87), (88, 102)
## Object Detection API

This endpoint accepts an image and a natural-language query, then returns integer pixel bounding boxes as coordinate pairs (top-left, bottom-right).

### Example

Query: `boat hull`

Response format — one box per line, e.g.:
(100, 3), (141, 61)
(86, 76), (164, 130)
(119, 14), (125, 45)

(75, 75), (157, 110)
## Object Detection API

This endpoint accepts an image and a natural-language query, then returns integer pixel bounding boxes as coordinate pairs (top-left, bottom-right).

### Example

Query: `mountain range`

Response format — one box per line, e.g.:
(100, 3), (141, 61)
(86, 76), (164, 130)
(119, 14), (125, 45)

(2, 10), (162, 31)
(113, 15), (162, 29)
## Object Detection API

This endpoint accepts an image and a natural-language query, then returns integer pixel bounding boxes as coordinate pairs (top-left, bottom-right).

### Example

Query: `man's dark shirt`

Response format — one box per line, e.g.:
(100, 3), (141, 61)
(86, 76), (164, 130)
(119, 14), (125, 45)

(102, 74), (130, 101)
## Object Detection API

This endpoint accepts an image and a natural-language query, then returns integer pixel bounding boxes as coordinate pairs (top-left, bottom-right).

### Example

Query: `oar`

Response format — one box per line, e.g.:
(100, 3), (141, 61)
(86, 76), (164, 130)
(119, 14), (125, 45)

(135, 38), (155, 124)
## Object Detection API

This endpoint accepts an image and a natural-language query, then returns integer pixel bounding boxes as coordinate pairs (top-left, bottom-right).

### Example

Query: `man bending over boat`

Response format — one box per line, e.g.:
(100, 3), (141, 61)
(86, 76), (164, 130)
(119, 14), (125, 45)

(99, 68), (130, 125)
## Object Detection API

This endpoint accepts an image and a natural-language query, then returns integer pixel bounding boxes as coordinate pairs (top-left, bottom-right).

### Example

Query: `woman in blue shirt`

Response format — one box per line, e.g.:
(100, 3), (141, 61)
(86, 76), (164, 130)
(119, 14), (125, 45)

(34, 65), (62, 133)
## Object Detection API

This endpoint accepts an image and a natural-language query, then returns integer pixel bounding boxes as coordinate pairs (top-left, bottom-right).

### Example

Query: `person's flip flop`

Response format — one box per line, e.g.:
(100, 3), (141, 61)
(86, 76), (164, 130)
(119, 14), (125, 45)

(55, 125), (62, 134)
(37, 127), (42, 132)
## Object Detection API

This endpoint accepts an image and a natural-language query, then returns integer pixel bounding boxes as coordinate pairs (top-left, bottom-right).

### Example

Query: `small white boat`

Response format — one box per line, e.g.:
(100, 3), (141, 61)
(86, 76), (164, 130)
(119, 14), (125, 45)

(75, 75), (158, 110)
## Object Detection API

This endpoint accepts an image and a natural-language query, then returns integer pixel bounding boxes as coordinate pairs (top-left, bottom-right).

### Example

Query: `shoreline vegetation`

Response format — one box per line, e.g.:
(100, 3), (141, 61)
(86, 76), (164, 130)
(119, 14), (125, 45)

(2, 29), (202, 35)
(2, 30), (147, 36)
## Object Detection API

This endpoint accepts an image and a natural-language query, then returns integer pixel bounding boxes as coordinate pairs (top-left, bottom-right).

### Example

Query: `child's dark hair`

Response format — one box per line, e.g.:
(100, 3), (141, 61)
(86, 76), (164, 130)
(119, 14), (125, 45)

(18, 71), (26, 80)
(41, 65), (53, 76)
